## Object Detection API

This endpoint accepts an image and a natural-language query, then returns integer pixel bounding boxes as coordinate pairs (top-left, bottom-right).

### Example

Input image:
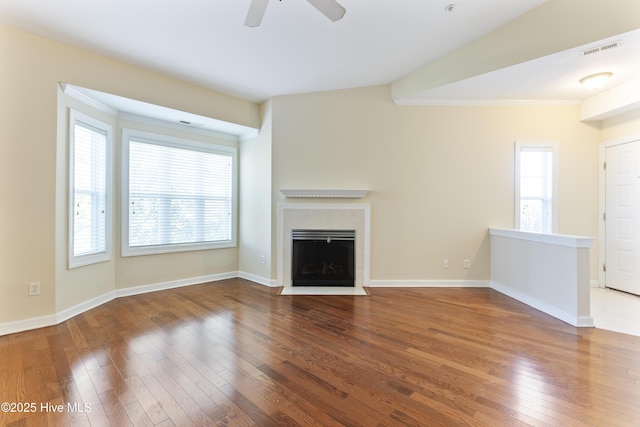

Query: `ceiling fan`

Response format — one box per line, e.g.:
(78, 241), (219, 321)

(245, 0), (346, 27)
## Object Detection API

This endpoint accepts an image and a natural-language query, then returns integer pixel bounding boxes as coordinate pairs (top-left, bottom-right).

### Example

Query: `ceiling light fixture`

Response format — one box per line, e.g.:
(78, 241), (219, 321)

(579, 72), (612, 90)
(445, 4), (456, 12)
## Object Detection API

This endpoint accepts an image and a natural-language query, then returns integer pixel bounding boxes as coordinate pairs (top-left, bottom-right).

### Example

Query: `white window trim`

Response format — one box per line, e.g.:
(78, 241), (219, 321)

(514, 141), (558, 234)
(121, 128), (238, 257)
(68, 109), (113, 268)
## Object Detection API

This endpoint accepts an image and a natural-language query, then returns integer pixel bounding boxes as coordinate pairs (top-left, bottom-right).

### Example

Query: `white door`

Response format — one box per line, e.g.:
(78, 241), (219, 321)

(605, 141), (640, 296)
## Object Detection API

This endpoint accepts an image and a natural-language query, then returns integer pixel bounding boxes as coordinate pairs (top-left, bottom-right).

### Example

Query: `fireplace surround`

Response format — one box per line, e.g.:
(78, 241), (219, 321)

(278, 203), (370, 290)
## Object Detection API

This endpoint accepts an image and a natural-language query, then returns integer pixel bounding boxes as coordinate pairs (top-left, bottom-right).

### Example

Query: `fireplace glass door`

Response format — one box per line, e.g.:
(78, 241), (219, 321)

(291, 230), (355, 286)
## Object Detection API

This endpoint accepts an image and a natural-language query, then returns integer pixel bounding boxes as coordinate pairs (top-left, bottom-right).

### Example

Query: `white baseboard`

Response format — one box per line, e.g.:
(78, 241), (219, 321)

(490, 281), (594, 328)
(0, 271), (240, 337)
(115, 272), (237, 298)
(2, 274), (594, 336)
(367, 279), (490, 288)
(246, 277), (492, 289)
(237, 271), (279, 287)
(56, 291), (116, 324)
(0, 313), (58, 337)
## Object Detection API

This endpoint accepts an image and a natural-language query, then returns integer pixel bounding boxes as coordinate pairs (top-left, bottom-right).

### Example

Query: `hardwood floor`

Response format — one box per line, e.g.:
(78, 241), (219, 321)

(1, 279), (639, 426)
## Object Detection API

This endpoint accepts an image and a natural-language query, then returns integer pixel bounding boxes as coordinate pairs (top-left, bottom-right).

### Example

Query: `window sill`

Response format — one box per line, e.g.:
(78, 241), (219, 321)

(121, 241), (236, 257)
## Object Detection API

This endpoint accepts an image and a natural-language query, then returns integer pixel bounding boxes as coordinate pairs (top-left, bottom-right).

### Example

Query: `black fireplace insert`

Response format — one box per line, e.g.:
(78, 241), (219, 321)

(291, 229), (355, 286)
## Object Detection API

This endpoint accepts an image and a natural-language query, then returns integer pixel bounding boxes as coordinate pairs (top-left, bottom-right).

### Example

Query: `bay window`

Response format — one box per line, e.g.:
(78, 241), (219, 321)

(69, 109), (112, 268)
(122, 129), (237, 256)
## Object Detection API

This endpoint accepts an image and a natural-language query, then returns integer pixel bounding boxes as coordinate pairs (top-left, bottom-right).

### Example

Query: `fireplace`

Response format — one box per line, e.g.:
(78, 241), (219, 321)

(292, 229), (355, 286)
(278, 204), (369, 290)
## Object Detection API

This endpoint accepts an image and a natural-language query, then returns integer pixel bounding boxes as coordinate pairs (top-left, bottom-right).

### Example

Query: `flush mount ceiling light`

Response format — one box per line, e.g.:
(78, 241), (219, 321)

(579, 72), (613, 90)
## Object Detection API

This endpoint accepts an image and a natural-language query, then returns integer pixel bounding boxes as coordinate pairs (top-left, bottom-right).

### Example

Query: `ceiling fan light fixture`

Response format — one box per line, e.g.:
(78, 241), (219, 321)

(306, 0), (346, 22)
(245, 0), (269, 27)
(244, 0), (345, 27)
(579, 72), (612, 90)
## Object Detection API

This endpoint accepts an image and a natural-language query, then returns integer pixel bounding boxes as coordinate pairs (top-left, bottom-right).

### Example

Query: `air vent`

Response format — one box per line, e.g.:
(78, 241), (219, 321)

(580, 40), (621, 56)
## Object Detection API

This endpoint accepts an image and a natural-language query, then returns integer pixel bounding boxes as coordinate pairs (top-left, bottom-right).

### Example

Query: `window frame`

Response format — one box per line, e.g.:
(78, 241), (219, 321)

(514, 141), (558, 234)
(68, 109), (112, 268)
(121, 128), (238, 257)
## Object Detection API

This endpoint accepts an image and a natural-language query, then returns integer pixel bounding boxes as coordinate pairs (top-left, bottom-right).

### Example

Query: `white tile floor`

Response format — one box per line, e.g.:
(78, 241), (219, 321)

(279, 286), (369, 296)
(591, 287), (640, 337)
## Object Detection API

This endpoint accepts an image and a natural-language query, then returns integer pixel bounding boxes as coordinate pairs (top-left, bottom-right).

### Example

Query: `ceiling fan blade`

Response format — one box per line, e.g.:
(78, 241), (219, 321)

(245, 0), (269, 27)
(306, 0), (346, 22)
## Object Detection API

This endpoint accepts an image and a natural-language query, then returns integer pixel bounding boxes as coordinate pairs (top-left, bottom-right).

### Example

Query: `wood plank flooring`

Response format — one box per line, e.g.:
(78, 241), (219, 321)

(1, 278), (639, 426)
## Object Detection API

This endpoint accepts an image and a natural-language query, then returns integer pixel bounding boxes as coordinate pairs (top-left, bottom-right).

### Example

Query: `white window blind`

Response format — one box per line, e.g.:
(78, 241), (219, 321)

(123, 131), (236, 255)
(515, 143), (557, 234)
(69, 110), (111, 267)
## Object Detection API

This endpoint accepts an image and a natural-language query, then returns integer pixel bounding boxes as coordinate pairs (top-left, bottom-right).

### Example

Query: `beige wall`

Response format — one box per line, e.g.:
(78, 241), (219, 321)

(0, 24), (259, 324)
(271, 86), (601, 282)
(600, 109), (640, 142)
(238, 100), (273, 283)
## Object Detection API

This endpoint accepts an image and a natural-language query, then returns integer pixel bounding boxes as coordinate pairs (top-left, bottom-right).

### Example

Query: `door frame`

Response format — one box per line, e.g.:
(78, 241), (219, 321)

(599, 133), (640, 289)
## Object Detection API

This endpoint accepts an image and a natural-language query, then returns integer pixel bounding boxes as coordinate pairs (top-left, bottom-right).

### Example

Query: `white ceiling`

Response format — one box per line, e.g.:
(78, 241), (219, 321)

(401, 29), (640, 105)
(1, 0), (550, 102)
(1, 0), (638, 117)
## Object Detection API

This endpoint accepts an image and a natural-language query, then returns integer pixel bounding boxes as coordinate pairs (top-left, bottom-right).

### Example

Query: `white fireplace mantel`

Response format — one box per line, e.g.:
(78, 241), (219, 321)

(280, 189), (369, 199)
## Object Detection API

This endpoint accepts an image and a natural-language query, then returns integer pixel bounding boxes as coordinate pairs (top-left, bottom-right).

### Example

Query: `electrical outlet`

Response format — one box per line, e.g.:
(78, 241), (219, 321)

(259, 255), (266, 265)
(443, 259), (449, 268)
(29, 282), (41, 296)
(464, 259), (470, 269)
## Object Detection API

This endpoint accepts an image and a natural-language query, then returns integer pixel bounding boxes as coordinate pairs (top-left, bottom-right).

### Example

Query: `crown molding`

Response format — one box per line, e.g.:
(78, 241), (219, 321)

(60, 83), (119, 116)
